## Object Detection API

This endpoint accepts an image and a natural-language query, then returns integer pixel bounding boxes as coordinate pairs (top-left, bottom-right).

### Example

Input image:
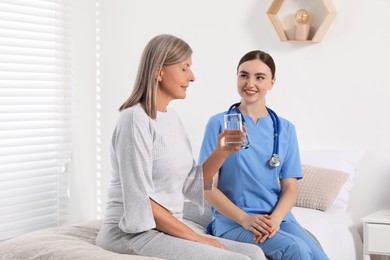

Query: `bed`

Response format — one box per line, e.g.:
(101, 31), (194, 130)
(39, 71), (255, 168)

(292, 206), (362, 260)
(0, 205), (363, 260)
(0, 150), (364, 260)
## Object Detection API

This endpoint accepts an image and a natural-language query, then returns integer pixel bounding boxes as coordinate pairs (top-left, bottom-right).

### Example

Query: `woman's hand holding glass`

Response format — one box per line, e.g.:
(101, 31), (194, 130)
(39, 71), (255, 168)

(216, 129), (246, 158)
(215, 113), (248, 159)
(223, 114), (249, 150)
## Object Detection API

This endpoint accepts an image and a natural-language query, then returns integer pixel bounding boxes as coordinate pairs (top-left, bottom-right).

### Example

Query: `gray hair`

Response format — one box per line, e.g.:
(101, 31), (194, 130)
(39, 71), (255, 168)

(119, 34), (193, 118)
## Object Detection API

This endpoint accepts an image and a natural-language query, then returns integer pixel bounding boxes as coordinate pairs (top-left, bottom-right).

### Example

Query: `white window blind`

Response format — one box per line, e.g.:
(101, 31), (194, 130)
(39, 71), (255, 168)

(0, 0), (71, 241)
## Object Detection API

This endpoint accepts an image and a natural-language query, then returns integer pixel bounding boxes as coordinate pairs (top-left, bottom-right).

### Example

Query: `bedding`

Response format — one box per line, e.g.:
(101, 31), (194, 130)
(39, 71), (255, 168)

(0, 203), (363, 260)
(0, 219), (160, 260)
(292, 206), (363, 260)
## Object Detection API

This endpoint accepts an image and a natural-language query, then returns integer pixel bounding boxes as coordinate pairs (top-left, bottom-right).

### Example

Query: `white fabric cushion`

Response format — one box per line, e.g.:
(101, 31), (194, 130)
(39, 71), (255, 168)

(300, 149), (364, 211)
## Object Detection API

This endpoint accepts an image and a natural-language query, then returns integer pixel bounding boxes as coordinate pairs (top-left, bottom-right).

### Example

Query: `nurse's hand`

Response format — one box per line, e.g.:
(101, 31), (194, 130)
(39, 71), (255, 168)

(264, 215), (281, 239)
(195, 234), (228, 250)
(241, 214), (273, 243)
(254, 215), (281, 243)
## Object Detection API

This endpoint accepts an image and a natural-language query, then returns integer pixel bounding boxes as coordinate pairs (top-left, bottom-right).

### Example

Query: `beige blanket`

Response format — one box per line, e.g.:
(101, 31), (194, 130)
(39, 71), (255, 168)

(0, 220), (161, 260)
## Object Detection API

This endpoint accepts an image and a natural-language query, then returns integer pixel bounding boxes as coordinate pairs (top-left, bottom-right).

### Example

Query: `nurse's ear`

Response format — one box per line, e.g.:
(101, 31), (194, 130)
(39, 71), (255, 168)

(268, 77), (276, 90)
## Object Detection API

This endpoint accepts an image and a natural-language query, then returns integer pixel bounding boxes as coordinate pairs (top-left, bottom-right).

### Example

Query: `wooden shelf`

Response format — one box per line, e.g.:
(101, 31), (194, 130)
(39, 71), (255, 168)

(267, 0), (337, 43)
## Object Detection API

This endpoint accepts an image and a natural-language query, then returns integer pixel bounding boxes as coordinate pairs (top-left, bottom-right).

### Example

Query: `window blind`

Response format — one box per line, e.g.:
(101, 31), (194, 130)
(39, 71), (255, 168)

(0, 0), (71, 241)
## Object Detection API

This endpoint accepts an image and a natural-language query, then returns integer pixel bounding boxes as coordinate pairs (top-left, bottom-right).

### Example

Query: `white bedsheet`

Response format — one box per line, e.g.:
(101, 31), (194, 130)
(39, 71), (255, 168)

(292, 206), (363, 260)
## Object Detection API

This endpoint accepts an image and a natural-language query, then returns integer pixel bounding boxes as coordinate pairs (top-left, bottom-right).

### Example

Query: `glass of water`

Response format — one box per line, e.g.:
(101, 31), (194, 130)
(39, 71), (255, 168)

(224, 113), (243, 146)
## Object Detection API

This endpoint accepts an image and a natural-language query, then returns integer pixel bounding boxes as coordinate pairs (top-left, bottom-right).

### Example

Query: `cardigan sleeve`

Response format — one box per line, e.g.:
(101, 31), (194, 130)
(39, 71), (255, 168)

(182, 160), (208, 214)
(112, 108), (156, 233)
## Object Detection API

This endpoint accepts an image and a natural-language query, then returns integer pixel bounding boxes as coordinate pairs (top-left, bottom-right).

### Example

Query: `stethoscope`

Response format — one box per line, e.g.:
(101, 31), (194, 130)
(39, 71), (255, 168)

(227, 102), (281, 168)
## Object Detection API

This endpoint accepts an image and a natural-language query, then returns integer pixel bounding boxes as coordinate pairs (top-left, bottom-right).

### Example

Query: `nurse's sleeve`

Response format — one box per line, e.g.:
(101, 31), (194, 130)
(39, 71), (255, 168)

(112, 110), (155, 233)
(280, 123), (303, 180)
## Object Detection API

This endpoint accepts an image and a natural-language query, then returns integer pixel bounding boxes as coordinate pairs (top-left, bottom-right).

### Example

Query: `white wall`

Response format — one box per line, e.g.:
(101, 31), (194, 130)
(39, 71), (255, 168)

(71, 0), (390, 231)
(68, 0), (98, 222)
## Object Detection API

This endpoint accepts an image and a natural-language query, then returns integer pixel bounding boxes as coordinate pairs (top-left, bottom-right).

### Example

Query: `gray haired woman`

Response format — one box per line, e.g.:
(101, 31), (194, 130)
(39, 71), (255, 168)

(96, 34), (265, 260)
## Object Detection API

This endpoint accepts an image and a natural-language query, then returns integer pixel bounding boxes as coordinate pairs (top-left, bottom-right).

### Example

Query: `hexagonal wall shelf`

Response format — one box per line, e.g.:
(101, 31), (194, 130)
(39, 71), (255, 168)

(267, 0), (337, 42)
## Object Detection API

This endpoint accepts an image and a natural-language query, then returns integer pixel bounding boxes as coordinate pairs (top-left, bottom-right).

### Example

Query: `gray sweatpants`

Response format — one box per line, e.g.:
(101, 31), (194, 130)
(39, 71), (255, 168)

(96, 220), (266, 260)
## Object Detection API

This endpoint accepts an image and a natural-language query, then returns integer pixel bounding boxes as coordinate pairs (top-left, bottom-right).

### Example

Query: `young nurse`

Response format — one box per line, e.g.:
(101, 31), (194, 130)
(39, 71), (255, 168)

(199, 50), (329, 260)
(96, 35), (265, 260)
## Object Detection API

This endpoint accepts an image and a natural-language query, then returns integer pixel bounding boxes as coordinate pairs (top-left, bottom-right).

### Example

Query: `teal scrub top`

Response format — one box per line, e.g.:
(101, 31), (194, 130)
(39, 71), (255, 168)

(199, 108), (303, 236)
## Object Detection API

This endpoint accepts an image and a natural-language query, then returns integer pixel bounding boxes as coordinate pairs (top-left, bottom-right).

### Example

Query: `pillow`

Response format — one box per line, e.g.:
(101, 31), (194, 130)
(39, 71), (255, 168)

(299, 149), (364, 211)
(295, 165), (349, 211)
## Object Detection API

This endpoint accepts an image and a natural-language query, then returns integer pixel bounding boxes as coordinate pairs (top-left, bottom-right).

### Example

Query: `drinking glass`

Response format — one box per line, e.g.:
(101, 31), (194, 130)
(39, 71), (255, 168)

(224, 113), (243, 146)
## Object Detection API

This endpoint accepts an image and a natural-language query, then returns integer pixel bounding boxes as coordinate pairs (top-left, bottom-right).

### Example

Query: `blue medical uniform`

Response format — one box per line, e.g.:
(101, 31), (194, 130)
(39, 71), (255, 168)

(199, 109), (328, 260)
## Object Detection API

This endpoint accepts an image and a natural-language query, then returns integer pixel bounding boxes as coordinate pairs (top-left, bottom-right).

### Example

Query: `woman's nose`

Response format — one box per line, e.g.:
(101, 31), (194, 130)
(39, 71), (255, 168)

(247, 77), (254, 87)
(189, 71), (195, 82)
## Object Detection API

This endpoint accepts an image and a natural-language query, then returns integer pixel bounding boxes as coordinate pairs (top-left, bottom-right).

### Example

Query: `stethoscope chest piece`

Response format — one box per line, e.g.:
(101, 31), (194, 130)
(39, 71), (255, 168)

(269, 154), (280, 168)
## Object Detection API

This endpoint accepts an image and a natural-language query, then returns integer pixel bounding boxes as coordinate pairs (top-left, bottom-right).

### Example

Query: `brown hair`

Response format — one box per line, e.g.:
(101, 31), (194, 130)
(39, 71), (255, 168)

(237, 50), (276, 79)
